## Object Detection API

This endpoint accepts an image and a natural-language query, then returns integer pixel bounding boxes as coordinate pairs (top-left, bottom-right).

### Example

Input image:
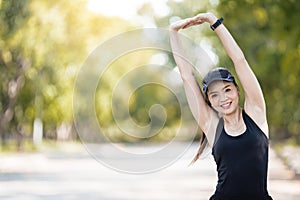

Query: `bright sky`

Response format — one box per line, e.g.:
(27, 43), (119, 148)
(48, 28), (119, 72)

(87, 0), (171, 21)
(87, 0), (218, 65)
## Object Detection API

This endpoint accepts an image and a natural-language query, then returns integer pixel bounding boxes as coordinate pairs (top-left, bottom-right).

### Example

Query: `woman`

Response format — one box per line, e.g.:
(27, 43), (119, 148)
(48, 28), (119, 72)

(170, 13), (272, 200)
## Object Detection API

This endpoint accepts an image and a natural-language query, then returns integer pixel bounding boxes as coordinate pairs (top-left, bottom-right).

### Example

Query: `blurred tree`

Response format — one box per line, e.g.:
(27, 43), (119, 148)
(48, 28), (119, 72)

(0, 0), (31, 149)
(214, 0), (300, 141)
(0, 0), (131, 149)
(2, 0), (298, 147)
(144, 0), (300, 142)
(95, 49), (187, 142)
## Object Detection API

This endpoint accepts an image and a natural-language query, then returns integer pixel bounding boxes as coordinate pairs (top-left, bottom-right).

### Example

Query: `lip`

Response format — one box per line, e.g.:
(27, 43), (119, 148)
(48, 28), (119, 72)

(220, 102), (232, 109)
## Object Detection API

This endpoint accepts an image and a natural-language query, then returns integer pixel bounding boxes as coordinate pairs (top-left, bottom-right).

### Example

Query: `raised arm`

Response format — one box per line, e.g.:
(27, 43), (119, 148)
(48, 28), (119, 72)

(195, 13), (268, 134)
(169, 19), (219, 145)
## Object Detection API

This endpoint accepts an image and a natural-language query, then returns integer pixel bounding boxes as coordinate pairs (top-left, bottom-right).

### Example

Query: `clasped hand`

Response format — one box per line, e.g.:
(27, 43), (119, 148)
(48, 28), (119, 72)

(170, 12), (218, 31)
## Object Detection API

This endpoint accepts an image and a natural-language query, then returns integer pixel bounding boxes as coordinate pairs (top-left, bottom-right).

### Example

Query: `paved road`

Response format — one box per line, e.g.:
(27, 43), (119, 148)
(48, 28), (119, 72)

(0, 142), (299, 200)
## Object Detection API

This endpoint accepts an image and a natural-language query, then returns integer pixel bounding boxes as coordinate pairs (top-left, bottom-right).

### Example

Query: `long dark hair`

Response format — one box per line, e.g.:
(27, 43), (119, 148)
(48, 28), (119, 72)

(189, 133), (208, 165)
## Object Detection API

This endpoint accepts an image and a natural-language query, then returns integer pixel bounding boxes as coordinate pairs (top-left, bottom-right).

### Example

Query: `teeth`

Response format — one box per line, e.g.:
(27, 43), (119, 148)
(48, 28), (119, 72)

(221, 102), (231, 108)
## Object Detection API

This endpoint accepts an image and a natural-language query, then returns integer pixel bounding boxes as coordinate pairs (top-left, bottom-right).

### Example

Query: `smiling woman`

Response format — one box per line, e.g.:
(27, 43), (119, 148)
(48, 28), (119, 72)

(170, 12), (273, 199)
(203, 68), (240, 114)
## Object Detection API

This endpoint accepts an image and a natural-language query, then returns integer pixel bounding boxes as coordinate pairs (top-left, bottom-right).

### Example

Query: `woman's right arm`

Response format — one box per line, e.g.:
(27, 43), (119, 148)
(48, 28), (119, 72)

(170, 20), (218, 145)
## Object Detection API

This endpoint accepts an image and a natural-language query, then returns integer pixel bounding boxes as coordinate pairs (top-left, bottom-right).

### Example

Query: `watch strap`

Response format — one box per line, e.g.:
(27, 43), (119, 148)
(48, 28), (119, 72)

(210, 17), (224, 31)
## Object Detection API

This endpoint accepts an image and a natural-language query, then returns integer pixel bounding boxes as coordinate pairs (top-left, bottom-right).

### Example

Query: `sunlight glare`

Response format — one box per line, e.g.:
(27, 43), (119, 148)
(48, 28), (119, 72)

(87, 0), (170, 20)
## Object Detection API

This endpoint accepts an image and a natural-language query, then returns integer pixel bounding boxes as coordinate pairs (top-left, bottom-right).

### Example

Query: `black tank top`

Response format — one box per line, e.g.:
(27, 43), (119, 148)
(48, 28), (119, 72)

(211, 110), (272, 200)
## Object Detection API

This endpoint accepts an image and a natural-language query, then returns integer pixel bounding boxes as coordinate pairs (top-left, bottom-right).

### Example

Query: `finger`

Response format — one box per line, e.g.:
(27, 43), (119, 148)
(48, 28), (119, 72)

(183, 23), (195, 29)
(182, 21), (194, 29)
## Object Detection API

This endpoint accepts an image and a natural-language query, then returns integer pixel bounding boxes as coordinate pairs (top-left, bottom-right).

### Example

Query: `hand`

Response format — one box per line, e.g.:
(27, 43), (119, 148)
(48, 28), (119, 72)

(170, 18), (194, 31)
(170, 13), (218, 31)
(192, 12), (218, 26)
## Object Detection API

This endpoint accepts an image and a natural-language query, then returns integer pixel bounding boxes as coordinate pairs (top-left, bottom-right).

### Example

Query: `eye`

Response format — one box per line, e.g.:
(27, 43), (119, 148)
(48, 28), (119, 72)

(225, 88), (231, 92)
(211, 94), (218, 98)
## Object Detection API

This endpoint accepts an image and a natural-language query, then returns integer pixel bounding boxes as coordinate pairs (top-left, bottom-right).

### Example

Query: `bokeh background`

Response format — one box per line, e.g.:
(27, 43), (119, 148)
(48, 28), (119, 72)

(0, 0), (300, 199)
(1, 0), (299, 149)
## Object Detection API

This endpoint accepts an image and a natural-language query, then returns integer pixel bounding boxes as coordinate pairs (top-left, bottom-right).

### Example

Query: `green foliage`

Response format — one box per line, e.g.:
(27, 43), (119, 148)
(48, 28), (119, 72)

(1, 0), (299, 147)
(94, 49), (190, 142)
(215, 0), (300, 140)
(0, 0), (131, 147)
(148, 0), (300, 142)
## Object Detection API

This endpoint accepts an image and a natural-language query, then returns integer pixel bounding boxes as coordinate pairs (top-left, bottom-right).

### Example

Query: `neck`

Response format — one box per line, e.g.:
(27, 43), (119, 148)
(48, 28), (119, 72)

(222, 107), (243, 125)
(221, 107), (246, 135)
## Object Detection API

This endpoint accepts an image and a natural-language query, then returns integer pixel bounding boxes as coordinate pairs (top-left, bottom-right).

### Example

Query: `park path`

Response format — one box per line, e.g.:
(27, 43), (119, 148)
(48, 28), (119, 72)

(0, 142), (299, 200)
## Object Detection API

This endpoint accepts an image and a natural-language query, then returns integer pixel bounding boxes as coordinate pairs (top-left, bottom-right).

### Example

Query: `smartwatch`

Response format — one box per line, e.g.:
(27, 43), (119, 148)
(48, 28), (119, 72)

(210, 17), (224, 31)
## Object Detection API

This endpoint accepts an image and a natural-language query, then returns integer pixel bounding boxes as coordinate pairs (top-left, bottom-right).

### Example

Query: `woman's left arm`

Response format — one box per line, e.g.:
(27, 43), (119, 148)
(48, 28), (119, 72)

(209, 15), (268, 134)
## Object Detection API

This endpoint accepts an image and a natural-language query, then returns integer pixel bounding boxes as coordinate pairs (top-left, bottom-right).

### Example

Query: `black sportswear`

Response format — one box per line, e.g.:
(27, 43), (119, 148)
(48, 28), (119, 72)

(210, 110), (272, 200)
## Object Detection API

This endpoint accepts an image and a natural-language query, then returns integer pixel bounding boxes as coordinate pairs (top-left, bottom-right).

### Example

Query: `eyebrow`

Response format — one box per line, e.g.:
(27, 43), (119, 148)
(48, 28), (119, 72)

(224, 85), (231, 89)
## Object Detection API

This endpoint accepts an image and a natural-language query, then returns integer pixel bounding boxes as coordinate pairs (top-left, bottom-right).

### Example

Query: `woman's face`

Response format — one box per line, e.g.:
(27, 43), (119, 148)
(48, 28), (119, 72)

(207, 81), (239, 115)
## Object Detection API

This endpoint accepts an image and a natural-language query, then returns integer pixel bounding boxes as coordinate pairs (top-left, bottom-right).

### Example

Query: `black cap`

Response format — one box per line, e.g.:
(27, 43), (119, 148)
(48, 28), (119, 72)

(202, 68), (236, 93)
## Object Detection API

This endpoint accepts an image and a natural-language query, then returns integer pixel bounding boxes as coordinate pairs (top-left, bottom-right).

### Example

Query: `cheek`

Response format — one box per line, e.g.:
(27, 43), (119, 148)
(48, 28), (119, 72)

(228, 91), (239, 100)
(209, 97), (219, 107)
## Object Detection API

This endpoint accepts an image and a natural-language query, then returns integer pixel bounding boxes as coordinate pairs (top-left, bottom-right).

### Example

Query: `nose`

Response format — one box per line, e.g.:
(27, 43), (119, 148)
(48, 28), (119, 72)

(220, 92), (226, 101)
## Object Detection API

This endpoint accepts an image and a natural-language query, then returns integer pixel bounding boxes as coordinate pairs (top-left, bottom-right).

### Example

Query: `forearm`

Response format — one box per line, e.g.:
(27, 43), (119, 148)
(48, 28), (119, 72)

(212, 18), (266, 114)
(169, 26), (212, 131)
(214, 24), (245, 64)
(181, 12), (245, 64)
(169, 29), (194, 79)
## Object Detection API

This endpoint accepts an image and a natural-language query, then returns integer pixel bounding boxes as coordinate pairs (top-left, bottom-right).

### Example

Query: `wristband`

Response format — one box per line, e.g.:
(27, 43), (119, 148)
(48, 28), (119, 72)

(210, 17), (224, 31)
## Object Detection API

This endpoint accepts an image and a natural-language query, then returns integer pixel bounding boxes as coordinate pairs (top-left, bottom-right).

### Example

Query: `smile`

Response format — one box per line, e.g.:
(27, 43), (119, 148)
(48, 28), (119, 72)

(221, 102), (232, 109)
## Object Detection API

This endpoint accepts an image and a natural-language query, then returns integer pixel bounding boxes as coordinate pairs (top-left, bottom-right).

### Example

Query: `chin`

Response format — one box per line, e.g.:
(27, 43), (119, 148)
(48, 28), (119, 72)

(222, 109), (235, 116)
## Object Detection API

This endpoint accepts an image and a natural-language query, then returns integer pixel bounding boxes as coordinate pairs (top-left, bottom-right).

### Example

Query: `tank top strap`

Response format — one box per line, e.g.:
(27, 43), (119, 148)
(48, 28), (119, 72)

(242, 109), (262, 128)
(242, 109), (269, 141)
